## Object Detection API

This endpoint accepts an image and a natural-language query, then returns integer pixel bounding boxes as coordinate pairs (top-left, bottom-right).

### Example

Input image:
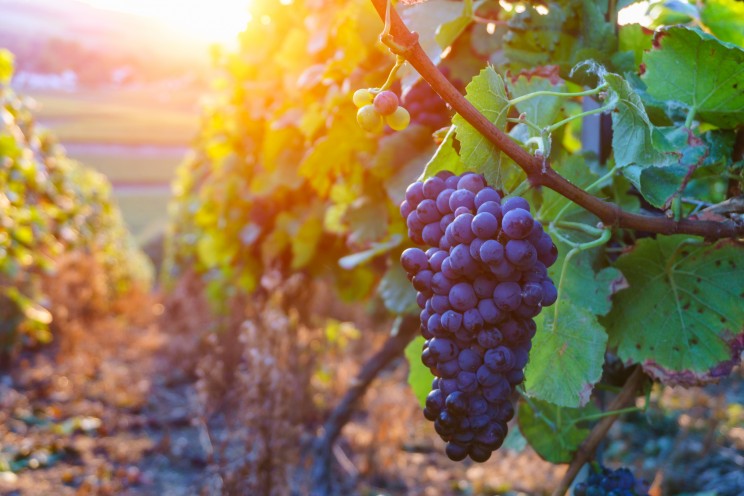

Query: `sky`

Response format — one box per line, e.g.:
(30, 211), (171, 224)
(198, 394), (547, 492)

(79, 0), (253, 44)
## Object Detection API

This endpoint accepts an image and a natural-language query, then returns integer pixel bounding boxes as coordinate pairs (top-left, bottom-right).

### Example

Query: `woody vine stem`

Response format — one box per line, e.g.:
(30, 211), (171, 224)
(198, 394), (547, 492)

(368, 0), (744, 240)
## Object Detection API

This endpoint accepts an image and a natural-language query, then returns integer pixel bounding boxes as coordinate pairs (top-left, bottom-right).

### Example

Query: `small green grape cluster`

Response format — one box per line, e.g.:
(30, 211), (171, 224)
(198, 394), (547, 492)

(353, 88), (410, 133)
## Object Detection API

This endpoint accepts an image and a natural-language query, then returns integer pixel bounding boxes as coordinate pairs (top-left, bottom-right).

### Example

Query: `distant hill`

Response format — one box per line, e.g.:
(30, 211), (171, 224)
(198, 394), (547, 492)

(0, 0), (212, 86)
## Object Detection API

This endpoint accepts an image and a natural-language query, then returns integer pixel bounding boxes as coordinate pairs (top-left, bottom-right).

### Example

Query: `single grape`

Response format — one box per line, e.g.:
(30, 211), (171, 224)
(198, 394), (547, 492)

(400, 248), (428, 274)
(501, 208), (534, 240)
(450, 213), (476, 244)
(472, 212), (499, 239)
(477, 239), (503, 265)
(449, 282), (478, 312)
(373, 90), (399, 115)
(501, 196), (530, 214)
(448, 189), (476, 212)
(385, 106), (411, 131)
(356, 104), (383, 132)
(423, 176), (446, 200)
(405, 181), (425, 207)
(493, 282), (522, 311)
(352, 88), (373, 108)
(475, 187), (501, 208)
(457, 173), (486, 193)
(505, 239), (538, 269)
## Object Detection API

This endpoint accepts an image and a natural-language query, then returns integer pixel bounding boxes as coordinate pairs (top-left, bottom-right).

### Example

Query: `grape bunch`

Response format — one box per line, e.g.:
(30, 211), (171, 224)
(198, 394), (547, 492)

(399, 171), (558, 462)
(353, 89), (410, 133)
(574, 465), (650, 496)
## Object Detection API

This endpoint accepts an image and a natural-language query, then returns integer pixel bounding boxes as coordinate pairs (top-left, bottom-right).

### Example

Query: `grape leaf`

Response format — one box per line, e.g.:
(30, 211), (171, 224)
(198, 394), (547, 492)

(453, 67), (510, 188)
(525, 296), (609, 407)
(605, 236), (744, 386)
(641, 26), (744, 129)
(405, 336), (434, 408)
(517, 397), (599, 463)
(619, 23), (653, 67)
(700, 0), (744, 47)
(434, 0), (485, 49)
(606, 73), (729, 207)
(338, 235), (402, 270)
(378, 263), (419, 315)
(421, 126), (467, 179)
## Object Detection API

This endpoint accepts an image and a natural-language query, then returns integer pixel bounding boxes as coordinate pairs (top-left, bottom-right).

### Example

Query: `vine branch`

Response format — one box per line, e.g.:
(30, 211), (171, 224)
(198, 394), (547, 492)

(369, 0), (744, 240)
(310, 315), (419, 495)
(551, 367), (647, 496)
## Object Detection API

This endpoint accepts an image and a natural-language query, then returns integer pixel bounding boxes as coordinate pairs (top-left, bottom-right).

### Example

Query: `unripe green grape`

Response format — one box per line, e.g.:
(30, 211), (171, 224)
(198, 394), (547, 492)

(373, 90), (399, 116)
(353, 88), (374, 108)
(386, 106), (410, 131)
(357, 104), (383, 132)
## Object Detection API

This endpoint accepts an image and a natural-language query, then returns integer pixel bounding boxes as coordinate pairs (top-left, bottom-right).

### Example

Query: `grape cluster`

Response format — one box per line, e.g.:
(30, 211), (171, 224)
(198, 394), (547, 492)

(399, 171), (558, 462)
(574, 465), (650, 496)
(402, 67), (465, 130)
(353, 89), (410, 133)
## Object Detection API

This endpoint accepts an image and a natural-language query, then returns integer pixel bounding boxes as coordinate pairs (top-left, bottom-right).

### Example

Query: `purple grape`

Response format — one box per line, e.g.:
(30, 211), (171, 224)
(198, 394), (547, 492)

(431, 294), (451, 313)
(474, 187), (501, 208)
(501, 196), (530, 214)
(444, 174), (460, 189)
(477, 299), (504, 324)
(483, 377), (511, 402)
(428, 249), (447, 272)
(476, 365), (503, 387)
(401, 248), (428, 274)
(501, 208), (534, 239)
(469, 237), (485, 261)
(477, 200), (502, 219)
(441, 310), (463, 333)
(505, 239), (538, 269)
(471, 212), (499, 239)
(412, 270), (433, 293)
(463, 308), (485, 333)
(438, 358), (461, 378)
(449, 282), (478, 311)
(484, 346), (515, 372)
(429, 338), (458, 361)
(458, 348), (482, 372)
(542, 279), (558, 306)
(439, 212), (454, 232)
(431, 272), (454, 295)
(449, 189), (476, 212)
(423, 176), (446, 199)
(454, 206), (471, 217)
(457, 173), (486, 193)
(417, 199), (441, 224)
(451, 214), (476, 244)
(522, 282), (543, 306)
(493, 282), (522, 311)
(489, 260), (517, 281)
(426, 389), (445, 411)
(416, 292), (427, 309)
(479, 239), (504, 265)
(441, 257), (458, 279)
(449, 243), (475, 274)
(405, 181), (425, 206)
(436, 189), (455, 214)
(473, 275), (497, 299)
(422, 222), (444, 246)
(400, 200), (412, 218)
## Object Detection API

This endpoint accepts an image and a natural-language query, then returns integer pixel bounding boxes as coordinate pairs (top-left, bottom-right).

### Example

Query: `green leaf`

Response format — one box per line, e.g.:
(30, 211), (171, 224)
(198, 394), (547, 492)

(517, 397), (599, 463)
(434, 1), (485, 49)
(605, 236), (744, 385)
(619, 23), (653, 68)
(338, 235), (402, 270)
(701, 0), (744, 47)
(525, 295), (609, 407)
(345, 197), (389, 245)
(453, 67), (511, 188)
(405, 336), (434, 408)
(378, 263), (419, 315)
(641, 26), (744, 129)
(421, 126), (467, 180)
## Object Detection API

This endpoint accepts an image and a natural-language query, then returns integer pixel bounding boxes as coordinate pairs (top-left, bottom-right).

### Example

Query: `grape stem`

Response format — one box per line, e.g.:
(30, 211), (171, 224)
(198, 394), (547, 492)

(378, 55), (406, 92)
(507, 84), (608, 107)
(367, 0), (744, 239)
(551, 367), (647, 496)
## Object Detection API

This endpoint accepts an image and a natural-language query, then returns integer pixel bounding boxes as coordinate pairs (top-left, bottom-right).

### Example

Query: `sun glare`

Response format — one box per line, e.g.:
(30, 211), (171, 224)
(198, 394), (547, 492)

(80, 0), (253, 44)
